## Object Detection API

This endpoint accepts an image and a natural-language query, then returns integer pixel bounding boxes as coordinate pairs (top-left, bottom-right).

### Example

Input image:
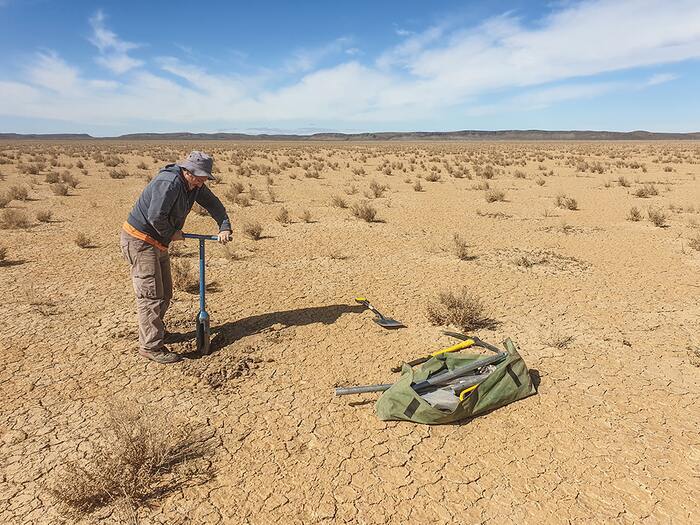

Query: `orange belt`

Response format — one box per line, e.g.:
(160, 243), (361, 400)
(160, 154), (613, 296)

(122, 222), (168, 252)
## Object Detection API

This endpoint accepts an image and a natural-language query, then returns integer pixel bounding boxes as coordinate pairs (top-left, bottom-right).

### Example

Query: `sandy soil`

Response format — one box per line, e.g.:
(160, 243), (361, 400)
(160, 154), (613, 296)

(0, 141), (699, 524)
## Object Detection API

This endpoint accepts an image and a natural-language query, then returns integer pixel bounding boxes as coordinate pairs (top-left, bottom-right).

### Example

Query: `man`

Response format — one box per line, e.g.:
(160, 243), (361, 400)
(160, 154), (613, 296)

(120, 151), (232, 364)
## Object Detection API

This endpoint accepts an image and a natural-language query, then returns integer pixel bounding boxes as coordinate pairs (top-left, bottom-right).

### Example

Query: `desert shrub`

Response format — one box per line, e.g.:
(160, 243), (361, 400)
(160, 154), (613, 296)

(0, 246), (6, 262)
(248, 186), (261, 202)
(688, 235), (700, 251)
(485, 188), (505, 202)
(224, 185), (240, 203)
(45, 171), (60, 183)
(344, 184), (358, 195)
(647, 207), (667, 227)
(452, 233), (471, 260)
(136, 161), (148, 170)
(350, 201), (377, 222)
(368, 180), (388, 198)
(300, 209), (313, 223)
(36, 209), (53, 222)
(235, 194), (251, 207)
(618, 176), (631, 187)
(426, 287), (491, 331)
(60, 172), (79, 188)
(75, 160), (84, 169)
(0, 192), (9, 208)
(171, 258), (197, 291)
(46, 404), (210, 519)
(1, 209), (30, 229)
(513, 169), (526, 179)
(109, 169), (128, 179)
(276, 207), (291, 224)
(304, 169), (321, 179)
(627, 206), (642, 221)
(424, 172), (441, 182)
(633, 184), (659, 198)
(535, 178), (545, 186)
(413, 180), (423, 192)
(330, 195), (347, 208)
(103, 155), (123, 167)
(50, 183), (69, 196)
(74, 232), (93, 248)
(555, 193), (578, 210)
(243, 221), (264, 240)
(267, 186), (277, 203)
(8, 185), (29, 201)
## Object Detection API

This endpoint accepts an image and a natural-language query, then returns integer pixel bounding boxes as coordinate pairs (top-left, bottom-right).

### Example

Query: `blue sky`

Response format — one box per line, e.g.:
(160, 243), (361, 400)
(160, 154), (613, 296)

(1, 0), (699, 135)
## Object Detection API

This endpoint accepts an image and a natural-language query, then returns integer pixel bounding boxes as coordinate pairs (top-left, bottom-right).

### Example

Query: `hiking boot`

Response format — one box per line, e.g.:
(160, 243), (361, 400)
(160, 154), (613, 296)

(138, 347), (183, 364)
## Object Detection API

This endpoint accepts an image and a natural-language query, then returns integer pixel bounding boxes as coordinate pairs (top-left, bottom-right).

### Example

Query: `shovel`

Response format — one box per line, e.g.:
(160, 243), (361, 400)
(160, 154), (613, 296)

(355, 297), (405, 329)
(183, 233), (219, 355)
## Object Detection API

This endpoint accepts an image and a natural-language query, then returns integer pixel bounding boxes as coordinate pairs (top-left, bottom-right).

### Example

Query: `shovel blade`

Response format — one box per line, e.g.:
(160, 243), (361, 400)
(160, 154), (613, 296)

(196, 315), (211, 355)
(373, 317), (404, 329)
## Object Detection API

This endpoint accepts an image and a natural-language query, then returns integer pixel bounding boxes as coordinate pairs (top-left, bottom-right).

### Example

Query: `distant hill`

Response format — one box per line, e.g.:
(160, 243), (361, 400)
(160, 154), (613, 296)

(1, 130), (699, 141)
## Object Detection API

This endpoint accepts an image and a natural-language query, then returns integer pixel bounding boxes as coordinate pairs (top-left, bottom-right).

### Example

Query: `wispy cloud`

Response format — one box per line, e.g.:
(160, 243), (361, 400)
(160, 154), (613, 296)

(89, 10), (143, 74)
(646, 73), (679, 86)
(284, 37), (354, 73)
(1, 0), (699, 132)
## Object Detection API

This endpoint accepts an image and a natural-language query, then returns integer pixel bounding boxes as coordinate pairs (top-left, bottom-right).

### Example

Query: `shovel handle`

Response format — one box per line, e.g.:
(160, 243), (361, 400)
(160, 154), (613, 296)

(183, 233), (219, 241)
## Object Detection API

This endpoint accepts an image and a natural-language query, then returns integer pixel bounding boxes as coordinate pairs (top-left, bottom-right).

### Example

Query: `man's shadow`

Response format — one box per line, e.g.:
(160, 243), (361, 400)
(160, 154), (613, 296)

(177, 303), (366, 358)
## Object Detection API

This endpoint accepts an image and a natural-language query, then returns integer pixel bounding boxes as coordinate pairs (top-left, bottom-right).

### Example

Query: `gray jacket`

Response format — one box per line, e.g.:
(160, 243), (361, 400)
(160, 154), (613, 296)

(126, 164), (231, 246)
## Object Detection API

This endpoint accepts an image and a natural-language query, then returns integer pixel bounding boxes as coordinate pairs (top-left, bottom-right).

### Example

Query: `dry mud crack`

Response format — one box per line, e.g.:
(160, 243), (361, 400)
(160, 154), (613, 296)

(0, 141), (699, 524)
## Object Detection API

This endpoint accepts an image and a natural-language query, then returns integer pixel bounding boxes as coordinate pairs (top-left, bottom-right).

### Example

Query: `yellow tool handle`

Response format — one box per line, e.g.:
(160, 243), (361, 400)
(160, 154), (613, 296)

(430, 339), (474, 357)
(459, 384), (479, 401)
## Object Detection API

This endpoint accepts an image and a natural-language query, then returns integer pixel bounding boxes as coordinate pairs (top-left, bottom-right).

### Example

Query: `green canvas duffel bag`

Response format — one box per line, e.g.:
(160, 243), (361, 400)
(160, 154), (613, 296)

(375, 338), (536, 425)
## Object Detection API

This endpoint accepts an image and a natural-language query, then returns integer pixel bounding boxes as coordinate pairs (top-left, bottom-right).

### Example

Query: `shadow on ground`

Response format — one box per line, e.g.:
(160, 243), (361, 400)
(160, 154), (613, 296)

(174, 303), (366, 359)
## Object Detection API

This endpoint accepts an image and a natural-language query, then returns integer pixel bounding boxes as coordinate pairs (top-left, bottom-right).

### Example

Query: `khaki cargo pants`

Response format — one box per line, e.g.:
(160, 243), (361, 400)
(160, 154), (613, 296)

(119, 231), (172, 352)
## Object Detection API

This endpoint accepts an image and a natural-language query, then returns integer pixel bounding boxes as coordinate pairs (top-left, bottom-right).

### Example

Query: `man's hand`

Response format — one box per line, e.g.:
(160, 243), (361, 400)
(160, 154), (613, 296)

(218, 230), (232, 244)
(171, 230), (184, 241)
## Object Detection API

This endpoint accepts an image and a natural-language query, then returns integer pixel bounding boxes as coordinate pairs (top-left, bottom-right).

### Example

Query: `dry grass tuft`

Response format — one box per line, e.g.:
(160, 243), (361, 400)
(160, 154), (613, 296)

(330, 195), (347, 208)
(627, 206), (642, 221)
(485, 188), (506, 202)
(647, 207), (668, 227)
(50, 182), (69, 196)
(109, 169), (129, 179)
(243, 221), (264, 240)
(368, 180), (388, 198)
(688, 235), (700, 252)
(350, 201), (378, 222)
(555, 193), (578, 210)
(8, 185), (29, 201)
(633, 184), (659, 198)
(74, 232), (93, 248)
(413, 180), (423, 192)
(426, 287), (493, 331)
(1, 209), (30, 229)
(0, 192), (10, 208)
(0, 245), (6, 263)
(36, 209), (53, 222)
(46, 404), (212, 519)
(299, 209), (313, 223)
(276, 206), (291, 224)
(452, 233), (471, 260)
